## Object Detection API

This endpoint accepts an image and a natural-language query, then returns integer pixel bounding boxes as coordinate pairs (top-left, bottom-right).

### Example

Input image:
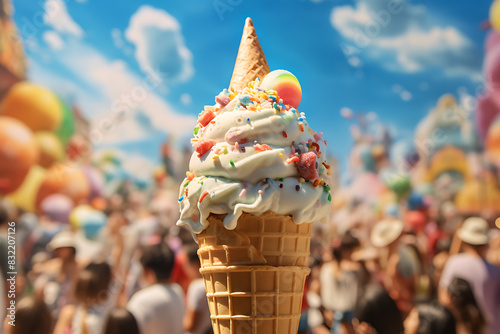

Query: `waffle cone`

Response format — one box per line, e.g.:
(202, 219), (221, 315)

(201, 265), (310, 334)
(197, 212), (312, 268)
(229, 17), (270, 92)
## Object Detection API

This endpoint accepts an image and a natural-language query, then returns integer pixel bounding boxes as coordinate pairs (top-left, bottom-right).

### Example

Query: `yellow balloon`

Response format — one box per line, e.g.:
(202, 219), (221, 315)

(6, 166), (46, 212)
(491, 0), (500, 32)
(69, 205), (93, 229)
(0, 82), (63, 132)
(35, 132), (65, 168)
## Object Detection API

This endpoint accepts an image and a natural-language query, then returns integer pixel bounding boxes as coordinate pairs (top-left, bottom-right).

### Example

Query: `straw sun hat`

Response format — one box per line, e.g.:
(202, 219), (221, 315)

(370, 219), (404, 248)
(47, 231), (76, 252)
(456, 217), (489, 246)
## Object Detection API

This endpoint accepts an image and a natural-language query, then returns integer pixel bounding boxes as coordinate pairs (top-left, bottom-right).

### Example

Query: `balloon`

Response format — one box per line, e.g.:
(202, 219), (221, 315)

(381, 169), (412, 198)
(405, 211), (427, 233)
(476, 94), (500, 141)
(408, 193), (426, 211)
(385, 203), (399, 217)
(0, 117), (39, 195)
(260, 70), (302, 108)
(35, 132), (65, 168)
(70, 205), (93, 228)
(40, 194), (73, 223)
(5, 166), (46, 212)
(80, 210), (107, 240)
(485, 31), (500, 53)
(36, 165), (91, 211)
(54, 99), (75, 145)
(90, 197), (107, 211)
(82, 165), (105, 198)
(486, 116), (500, 154)
(491, 0), (500, 32)
(0, 82), (63, 132)
(484, 46), (500, 105)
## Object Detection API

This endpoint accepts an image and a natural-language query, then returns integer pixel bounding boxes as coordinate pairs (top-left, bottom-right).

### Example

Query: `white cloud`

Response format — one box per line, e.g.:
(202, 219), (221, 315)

(400, 90), (412, 101)
(180, 93), (192, 105)
(330, 0), (481, 79)
(125, 6), (194, 83)
(43, 30), (64, 50)
(27, 38), (196, 147)
(44, 0), (83, 37)
(111, 28), (124, 49)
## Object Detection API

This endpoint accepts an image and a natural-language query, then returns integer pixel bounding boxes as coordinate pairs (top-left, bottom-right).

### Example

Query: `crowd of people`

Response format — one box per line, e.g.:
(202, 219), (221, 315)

(1, 189), (499, 334)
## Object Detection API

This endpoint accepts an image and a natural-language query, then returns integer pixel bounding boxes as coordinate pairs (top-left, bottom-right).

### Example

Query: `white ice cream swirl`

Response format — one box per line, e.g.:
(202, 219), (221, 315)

(177, 84), (332, 233)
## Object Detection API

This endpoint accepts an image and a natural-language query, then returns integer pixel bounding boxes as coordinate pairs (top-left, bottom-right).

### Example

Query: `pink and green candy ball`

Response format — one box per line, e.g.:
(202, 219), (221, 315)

(260, 70), (302, 108)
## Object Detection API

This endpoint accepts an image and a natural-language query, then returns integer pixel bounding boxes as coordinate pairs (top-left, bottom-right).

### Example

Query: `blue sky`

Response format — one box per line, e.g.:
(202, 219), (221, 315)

(13, 0), (491, 175)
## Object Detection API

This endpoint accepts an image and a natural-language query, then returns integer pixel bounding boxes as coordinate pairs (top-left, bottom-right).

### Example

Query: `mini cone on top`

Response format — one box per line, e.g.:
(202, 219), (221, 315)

(229, 18), (270, 92)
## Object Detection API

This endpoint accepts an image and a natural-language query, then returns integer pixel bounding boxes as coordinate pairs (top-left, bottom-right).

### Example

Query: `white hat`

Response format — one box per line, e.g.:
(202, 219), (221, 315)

(371, 219), (404, 248)
(47, 231), (76, 252)
(457, 217), (489, 246)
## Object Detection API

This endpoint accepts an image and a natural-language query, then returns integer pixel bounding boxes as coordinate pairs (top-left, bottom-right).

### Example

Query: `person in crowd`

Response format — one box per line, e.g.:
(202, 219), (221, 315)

(34, 231), (79, 319)
(3, 297), (52, 334)
(307, 258), (331, 334)
(126, 242), (184, 334)
(104, 308), (140, 334)
(183, 244), (212, 334)
(487, 229), (500, 266)
(439, 277), (486, 334)
(439, 217), (500, 333)
(53, 261), (113, 334)
(430, 237), (452, 298)
(353, 285), (404, 334)
(371, 219), (415, 315)
(404, 302), (457, 334)
(320, 231), (362, 334)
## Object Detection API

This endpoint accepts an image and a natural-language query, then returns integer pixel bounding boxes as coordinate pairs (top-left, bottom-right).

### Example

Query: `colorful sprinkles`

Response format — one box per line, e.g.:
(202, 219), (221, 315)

(185, 75), (333, 210)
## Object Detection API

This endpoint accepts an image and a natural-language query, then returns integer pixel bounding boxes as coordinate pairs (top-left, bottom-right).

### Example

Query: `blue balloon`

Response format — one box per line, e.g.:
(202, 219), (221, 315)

(385, 203), (399, 217)
(408, 193), (425, 211)
(80, 210), (107, 240)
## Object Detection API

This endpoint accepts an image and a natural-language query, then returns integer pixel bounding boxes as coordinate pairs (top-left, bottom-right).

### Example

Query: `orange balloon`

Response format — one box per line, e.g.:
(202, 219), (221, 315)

(35, 132), (65, 168)
(487, 120), (500, 154)
(0, 82), (62, 132)
(90, 197), (107, 211)
(0, 117), (39, 195)
(36, 165), (91, 211)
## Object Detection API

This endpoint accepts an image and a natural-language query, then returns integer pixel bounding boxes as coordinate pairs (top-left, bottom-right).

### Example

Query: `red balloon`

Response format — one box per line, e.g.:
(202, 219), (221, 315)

(0, 117), (39, 195)
(36, 165), (91, 211)
(476, 94), (500, 141)
(405, 210), (427, 233)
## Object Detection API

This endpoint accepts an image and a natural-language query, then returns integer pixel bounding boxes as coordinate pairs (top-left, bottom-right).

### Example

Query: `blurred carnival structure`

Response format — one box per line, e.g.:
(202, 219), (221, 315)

(330, 6), (500, 236)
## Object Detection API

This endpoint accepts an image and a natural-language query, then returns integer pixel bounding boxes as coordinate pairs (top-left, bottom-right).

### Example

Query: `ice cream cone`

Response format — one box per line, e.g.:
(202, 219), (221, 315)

(229, 17), (270, 92)
(201, 265), (310, 334)
(197, 212), (312, 268)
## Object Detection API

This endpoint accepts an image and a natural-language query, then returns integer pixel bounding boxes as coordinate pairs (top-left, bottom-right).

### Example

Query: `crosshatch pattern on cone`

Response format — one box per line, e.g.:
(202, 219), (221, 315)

(200, 265), (310, 334)
(197, 212), (312, 268)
